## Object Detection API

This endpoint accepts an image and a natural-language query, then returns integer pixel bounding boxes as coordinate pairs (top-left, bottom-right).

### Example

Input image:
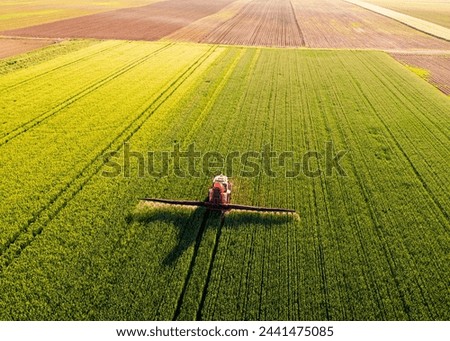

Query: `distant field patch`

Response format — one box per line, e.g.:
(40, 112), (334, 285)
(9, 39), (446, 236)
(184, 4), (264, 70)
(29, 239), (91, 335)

(3, 0), (450, 49)
(345, 0), (450, 41)
(0, 0), (162, 31)
(365, 0), (450, 28)
(391, 52), (450, 94)
(189, 0), (304, 47)
(0, 37), (58, 59)
(2, 0), (237, 41)
(292, 0), (450, 49)
(166, 0), (450, 48)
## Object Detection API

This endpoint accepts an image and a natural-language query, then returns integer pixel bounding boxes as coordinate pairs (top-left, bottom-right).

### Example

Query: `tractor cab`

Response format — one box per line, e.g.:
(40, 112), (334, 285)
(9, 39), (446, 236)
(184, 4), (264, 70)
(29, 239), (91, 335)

(209, 174), (232, 205)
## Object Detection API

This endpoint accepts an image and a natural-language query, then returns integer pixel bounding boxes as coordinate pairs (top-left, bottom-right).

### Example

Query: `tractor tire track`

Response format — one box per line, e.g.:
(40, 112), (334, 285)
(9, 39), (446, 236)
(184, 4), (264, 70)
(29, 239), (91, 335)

(170, 210), (211, 321)
(182, 48), (245, 145)
(183, 49), (262, 320)
(195, 214), (225, 320)
(0, 43), (173, 146)
(0, 46), (217, 274)
(202, 0), (256, 44)
(356, 53), (449, 157)
(173, 50), (254, 320)
(289, 0), (305, 46)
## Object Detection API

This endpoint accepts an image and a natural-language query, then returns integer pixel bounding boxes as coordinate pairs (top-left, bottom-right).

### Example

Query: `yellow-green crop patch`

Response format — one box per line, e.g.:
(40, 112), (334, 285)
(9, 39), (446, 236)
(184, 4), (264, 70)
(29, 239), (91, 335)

(0, 41), (448, 320)
(405, 64), (430, 80)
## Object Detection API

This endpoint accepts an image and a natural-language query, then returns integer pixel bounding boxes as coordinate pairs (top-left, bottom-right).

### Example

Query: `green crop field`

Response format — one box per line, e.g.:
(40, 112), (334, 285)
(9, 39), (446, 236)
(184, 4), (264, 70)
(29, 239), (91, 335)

(0, 41), (448, 320)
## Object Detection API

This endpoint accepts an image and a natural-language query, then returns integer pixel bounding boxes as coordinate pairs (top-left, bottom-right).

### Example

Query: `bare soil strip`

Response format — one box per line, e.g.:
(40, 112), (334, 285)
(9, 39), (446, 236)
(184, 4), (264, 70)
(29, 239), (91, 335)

(1, 0), (236, 41)
(345, 0), (450, 41)
(0, 37), (59, 59)
(391, 52), (450, 95)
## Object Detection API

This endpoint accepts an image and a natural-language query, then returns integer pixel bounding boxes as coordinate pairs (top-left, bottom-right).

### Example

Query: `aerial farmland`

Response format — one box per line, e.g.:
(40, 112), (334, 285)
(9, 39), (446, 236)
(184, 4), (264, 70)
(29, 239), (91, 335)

(0, 0), (449, 321)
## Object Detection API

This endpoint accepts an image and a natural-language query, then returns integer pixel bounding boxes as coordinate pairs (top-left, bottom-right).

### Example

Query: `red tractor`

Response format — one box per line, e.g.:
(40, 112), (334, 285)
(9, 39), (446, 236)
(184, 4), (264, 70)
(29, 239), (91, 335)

(141, 174), (294, 214)
(208, 174), (232, 205)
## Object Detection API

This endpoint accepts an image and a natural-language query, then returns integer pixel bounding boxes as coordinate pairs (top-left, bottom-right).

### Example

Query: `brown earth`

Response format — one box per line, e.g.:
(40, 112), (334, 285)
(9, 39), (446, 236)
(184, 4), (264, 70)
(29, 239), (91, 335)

(0, 37), (58, 59)
(169, 0), (450, 49)
(1, 0), (237, 41)
(196, 0), (304, 47)
(291, 0), (450, 49)
(2, 0), (450, 50)
(391, 53), (450, 95)
(163, 0), (250, 43)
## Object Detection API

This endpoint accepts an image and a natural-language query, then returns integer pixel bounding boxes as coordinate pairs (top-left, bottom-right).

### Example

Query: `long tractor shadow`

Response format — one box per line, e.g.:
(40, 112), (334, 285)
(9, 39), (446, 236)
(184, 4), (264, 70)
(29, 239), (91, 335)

(129, 202), (296, 266)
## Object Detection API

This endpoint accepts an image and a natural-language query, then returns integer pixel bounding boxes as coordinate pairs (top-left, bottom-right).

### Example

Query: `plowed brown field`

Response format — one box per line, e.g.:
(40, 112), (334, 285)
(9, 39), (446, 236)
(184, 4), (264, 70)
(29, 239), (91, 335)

(3, 0), (450, 50)
(291, 0), (450, 49)
(169, 0), (450, 48)
(194, 0), (304, 47)
(2, 0), (236, 41)
(163, 0), (250, 43)
(391, 52), (450, 94)
(0, 37), (57, 59)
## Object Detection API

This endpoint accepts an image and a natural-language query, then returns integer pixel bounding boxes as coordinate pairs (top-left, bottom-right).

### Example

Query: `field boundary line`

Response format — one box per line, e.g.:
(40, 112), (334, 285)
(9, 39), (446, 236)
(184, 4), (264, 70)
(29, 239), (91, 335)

(0, 43), (173, 146)
(0, 46), (217, 274)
